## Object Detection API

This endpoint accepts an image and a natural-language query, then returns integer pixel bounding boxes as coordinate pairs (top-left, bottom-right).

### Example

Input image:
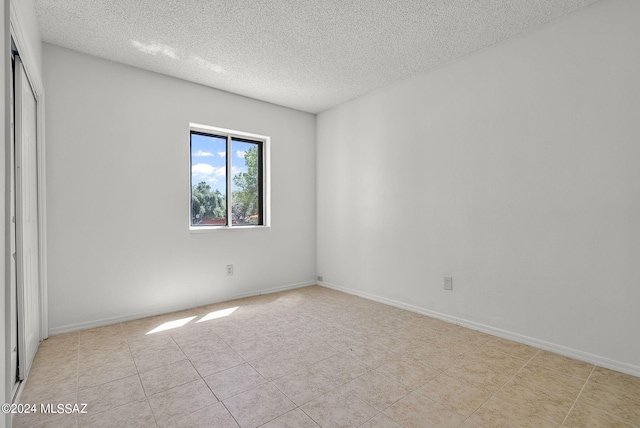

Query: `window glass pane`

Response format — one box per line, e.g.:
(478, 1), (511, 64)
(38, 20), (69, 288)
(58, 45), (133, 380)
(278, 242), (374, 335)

(231, 139), (261, 225)
(191, 133), (227, 226)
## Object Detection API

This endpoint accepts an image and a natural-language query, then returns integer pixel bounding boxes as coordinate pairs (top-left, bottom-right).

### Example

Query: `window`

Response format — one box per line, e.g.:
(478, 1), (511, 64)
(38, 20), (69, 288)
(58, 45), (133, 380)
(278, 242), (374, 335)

(190, 124), (269, 229)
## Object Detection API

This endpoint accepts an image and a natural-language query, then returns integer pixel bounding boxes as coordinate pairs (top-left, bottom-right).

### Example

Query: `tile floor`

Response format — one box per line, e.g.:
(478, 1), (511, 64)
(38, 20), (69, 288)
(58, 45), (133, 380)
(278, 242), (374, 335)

(13, 285), (640, 427)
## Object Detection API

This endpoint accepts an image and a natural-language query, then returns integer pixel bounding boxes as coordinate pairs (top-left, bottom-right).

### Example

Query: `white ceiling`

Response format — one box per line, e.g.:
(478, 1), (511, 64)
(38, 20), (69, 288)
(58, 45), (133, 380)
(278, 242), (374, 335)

(35, 0), (600, 114)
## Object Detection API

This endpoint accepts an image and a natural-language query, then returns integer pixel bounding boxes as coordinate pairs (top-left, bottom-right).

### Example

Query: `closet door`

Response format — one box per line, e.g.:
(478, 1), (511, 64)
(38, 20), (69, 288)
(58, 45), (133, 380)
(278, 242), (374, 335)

(10, 50), (18, 394)
(15, 56), (41, 380)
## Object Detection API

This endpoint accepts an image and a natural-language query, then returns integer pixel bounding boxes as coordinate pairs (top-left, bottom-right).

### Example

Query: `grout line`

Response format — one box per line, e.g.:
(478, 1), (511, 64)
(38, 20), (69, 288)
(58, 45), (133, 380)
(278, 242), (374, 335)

(221, 400), (242, 427)
(560, 365), (596, 427)
(457, 349), (541, 427)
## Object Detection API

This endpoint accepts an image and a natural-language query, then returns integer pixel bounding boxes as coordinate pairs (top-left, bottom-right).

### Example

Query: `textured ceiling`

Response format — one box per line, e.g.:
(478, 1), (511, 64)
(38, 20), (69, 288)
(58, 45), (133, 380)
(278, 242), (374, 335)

(35, 0), (600, 113)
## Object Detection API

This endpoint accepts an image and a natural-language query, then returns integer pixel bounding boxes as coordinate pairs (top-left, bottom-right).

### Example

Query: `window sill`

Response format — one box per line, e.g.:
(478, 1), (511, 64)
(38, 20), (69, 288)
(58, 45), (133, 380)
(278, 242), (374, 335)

(189, 225), (270, 234)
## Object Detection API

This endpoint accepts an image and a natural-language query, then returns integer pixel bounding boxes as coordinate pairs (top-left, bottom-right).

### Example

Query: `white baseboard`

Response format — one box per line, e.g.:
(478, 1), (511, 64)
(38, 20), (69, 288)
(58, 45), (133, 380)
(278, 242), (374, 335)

(47, 280), (316, 336)
(320, 281), (640, 378)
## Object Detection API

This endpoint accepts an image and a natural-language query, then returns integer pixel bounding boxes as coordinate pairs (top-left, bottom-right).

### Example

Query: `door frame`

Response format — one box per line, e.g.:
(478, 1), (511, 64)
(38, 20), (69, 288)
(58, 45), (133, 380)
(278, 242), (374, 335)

(10, 2), (47, 340)
(8, 0), (47, 397)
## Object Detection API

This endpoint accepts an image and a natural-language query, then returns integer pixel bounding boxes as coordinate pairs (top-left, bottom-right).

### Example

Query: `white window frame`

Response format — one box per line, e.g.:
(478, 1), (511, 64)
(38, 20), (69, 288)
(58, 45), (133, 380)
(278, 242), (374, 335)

(189, 123), (270, 231)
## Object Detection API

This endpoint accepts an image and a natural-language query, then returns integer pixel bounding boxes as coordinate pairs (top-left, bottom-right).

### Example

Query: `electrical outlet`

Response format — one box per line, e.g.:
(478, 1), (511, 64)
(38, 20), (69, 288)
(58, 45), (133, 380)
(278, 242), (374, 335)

(444, 276), (453, 290)
(226, 264), (234, 276)
(317, 275), (323, 282)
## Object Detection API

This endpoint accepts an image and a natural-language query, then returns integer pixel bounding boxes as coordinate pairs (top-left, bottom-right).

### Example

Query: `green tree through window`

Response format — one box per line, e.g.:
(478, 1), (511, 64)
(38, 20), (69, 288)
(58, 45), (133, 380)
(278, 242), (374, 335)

(232, 146), (259, 224)
(191, 181), (226, 225)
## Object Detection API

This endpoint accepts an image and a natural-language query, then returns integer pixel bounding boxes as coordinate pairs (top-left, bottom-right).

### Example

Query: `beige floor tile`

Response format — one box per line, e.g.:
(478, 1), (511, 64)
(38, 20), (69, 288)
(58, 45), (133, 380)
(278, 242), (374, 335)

(32, 342), (79, 366)
(297, 343), (342, 366)
(147, 378), (218, 425)
(463, 408), (557, 428)
(344, 344), (397, 369)
(77, 359), (138, 390)
(375, 355), (439, 390)
(358, 413), (403, 428)
(189, 346), (245, 377)
(78, 324), (126, 352)
(13, 391), (78, 428)
(172, 329), (229, 357)
(483, 381), (574, 425)
(301, 387), (378, 428)
(77, 345), (137, 388)
(77, 399), (155, 428)
(512, 364), (585, 401)
(19, 367), (78, 403)
(403, 344), (464, 372)
(529, 351), (594, 380)
(383, 390), (467, 428)
(417, 373), (493, 416)
(203, 363), (266, 400)
(484, 337), (539, 361)
(223, 383), (295, 428)
(231, 337), (280, 361)
(589, 366), (640, 398)
(17, 286), (640, 428)
(78, 339), (129, 361)
(310, 352), (370, 385)
(12, 411), (77, 428)
(260, 408), (320, 428)
(577, 380), (640, 425)
(160, 402), (239, 428)
(341, 371), (410, 411)
(426, 333), (471, 349)
(120, 320), (164, 342)
(29, 347), (78, 376)
(269, 331), (317, 354)
(128, 335), (187, 373)
(77, 374), (146, 414)
(38, 332), (79, 354)
(251, 349), (312, 381)
(453, 329), (494, 347)
(139, 359), (201, 396)
(562, 402), (631, 427)
(214, 326), (264, 348)
(467, 346), (527, 374)
(443, 360), (513, 392)
(320, 332), (366, 352)
(371, 334), (419, 354)
(271, 366), (338, 406)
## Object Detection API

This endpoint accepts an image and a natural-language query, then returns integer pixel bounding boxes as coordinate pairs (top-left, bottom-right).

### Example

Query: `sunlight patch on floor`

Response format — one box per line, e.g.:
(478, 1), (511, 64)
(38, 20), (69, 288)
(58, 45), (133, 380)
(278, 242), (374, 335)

(146, 316), (197, 335)
(197, 306), (239, 323)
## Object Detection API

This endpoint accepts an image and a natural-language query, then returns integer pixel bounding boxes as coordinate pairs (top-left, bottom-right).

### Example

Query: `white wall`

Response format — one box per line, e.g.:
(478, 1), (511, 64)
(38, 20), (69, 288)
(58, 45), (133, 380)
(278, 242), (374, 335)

(43, 44), (316, 333)
(317, 0), (640, 375)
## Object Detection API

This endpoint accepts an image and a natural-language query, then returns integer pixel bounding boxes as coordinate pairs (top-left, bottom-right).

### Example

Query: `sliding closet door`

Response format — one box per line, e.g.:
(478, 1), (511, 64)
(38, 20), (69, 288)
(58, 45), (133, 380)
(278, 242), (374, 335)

(9, 50), (18, 394)
(15, 55), (41, 380)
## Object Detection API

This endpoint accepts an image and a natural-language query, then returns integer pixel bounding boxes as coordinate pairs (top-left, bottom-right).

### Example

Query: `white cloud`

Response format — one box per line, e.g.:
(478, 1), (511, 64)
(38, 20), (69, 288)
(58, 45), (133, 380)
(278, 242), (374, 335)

(217, 151), (226, 158)
(192, 163), (244, 185)
(193, 150), (213, 157)
(131, 40), (178, 59)
(192, 163), (225, 184)
(236, 150), (246, 159)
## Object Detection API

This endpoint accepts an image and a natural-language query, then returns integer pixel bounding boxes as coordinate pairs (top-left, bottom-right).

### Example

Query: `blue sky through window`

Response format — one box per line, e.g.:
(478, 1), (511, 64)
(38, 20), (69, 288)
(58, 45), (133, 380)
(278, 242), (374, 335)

(191, 134), (252, 194)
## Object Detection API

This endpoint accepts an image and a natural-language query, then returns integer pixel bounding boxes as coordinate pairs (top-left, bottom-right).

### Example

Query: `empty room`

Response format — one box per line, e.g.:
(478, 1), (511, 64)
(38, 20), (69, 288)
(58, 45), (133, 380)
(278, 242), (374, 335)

(2, 0), (639, 427)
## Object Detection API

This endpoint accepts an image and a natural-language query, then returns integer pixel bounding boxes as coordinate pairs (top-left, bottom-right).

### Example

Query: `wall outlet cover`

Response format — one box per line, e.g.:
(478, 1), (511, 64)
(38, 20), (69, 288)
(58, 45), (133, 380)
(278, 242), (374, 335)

(444, 276), (453, 290)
